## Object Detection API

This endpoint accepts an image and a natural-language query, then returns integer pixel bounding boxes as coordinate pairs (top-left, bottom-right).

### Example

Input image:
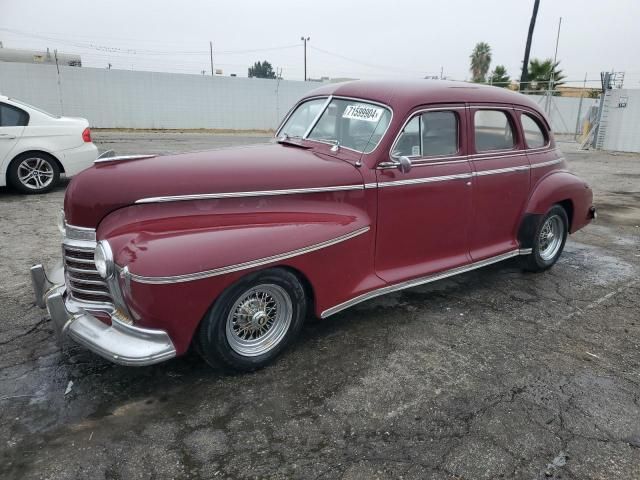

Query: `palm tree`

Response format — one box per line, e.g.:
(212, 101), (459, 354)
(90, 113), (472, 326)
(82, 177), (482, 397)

(489, 65), (511, 87)
(527, 58), (566, 92)
(470, 42), (492, 83)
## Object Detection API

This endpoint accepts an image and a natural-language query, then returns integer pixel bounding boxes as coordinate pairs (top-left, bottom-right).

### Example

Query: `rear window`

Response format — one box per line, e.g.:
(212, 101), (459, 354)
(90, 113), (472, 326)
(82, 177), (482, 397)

(521, 113), (547, 149)
(0, 103), (29, 127)
(474, 110), (515, 152)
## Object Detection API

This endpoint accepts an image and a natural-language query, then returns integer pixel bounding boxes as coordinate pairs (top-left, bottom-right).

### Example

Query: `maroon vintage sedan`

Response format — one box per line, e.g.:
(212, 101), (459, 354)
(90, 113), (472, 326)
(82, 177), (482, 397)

(31, 80), (595, 371)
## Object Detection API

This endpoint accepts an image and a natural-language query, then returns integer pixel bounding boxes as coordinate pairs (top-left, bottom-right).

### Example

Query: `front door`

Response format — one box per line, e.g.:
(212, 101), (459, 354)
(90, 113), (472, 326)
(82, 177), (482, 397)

(375, 106), (472, 284)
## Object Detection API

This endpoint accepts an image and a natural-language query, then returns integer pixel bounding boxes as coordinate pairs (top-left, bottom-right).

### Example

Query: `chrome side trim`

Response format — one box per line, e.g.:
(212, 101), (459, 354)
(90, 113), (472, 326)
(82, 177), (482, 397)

(321, 249), (526, 318)
(475, 165), (530, 176)
(376, 157), (565, 188)
(469, 151), (527, 160)
(364, 183), (378, 189)
(94, 154), (156, 164)
(378, 173), (473, 188)
(135, 184), (365, 204)
(530, 158), (564, 169)
(378, 155), (469, 169)
(129, 226), (371, 285)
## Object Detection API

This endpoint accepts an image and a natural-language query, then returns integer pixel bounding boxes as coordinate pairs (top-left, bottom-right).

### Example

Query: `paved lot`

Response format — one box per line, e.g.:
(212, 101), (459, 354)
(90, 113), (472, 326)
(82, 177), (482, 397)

(1, 132), (639, 479)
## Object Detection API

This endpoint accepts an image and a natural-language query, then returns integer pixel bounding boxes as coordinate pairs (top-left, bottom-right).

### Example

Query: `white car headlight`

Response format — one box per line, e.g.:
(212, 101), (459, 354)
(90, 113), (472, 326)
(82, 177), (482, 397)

(94, 240), (114, 279)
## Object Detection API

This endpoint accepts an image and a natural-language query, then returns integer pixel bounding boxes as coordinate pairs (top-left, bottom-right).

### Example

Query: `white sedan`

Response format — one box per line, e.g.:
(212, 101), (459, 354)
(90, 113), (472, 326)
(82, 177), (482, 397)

(0, 95), (98, 194)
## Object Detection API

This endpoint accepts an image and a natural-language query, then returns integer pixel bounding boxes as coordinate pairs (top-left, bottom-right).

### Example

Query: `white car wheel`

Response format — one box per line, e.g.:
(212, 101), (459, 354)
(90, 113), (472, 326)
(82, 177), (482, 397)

(8, 153), (60, 194)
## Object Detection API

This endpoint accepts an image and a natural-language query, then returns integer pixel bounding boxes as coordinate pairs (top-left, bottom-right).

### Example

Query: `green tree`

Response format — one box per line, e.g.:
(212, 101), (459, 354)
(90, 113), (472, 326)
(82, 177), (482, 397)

(489, 65), (511, 87)
(248, 61), (277, 79)
(470, 42), (492, 83)
(527, 58), (566, 92)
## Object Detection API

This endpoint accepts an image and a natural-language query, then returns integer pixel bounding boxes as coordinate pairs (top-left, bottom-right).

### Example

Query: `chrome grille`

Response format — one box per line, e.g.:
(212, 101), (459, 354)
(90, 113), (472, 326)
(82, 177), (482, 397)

(63, 246), (113, 304)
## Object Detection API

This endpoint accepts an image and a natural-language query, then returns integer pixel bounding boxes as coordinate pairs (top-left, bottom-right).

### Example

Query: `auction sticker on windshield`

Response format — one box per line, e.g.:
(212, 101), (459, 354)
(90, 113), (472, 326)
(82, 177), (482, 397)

(342, 105), (384, 122)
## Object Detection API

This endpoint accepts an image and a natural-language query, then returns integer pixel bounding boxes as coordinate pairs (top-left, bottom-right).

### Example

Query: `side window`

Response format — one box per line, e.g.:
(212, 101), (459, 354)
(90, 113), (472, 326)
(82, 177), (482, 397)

(0, 103), (29, 127)
(421, 111), (458, 156)
(521, 113), (547, 149)
(474, 110), (515, 152)
(393, 110), (458, 158)
(392, 116), (420, 157)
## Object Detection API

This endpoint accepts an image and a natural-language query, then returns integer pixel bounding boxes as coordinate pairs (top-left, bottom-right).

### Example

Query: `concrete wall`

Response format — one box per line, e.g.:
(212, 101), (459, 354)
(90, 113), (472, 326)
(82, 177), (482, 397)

(0, 62), (317, 130)
(0, 62), (601, 135)
(598, 89), (640, 153)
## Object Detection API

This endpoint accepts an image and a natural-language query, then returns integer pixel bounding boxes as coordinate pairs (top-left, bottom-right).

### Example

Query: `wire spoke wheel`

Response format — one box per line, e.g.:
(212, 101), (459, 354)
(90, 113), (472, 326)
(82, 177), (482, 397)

(538, 214), (563, 261)
(225, 284), (292, 357)
(17, 157), (54, 190)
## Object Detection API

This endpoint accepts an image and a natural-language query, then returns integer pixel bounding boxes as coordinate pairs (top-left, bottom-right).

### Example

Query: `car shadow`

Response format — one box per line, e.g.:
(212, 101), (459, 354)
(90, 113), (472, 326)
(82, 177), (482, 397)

(0, 178), (70, 200)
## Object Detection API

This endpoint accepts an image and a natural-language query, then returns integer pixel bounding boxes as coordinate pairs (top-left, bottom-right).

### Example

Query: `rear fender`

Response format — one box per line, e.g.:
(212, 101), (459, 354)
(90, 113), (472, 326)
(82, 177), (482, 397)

(524, 171), (593, 233)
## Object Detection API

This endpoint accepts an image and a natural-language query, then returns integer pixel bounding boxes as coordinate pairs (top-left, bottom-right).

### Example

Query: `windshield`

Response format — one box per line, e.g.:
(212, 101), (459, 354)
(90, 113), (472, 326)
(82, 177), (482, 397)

(279, 97), (392, 154)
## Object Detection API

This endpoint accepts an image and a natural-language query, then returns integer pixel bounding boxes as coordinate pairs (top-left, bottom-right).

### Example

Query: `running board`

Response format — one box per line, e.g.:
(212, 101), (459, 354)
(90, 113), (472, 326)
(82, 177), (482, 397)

(321, 249), (531, 318)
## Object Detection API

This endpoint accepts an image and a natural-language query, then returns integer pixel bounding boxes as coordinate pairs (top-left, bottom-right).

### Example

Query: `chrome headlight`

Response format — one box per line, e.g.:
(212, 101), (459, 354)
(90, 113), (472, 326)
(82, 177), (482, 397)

(57, 210), (65, 234)
(94, 240), (114, 279)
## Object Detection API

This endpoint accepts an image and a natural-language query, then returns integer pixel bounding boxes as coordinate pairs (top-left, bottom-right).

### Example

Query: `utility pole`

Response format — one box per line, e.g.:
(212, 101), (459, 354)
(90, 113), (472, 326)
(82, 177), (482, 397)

(209, 41), (214, 76)
(53, 49), (64, 115)
(520, 0), (540, 92)
(300, 36), (310, 81)
(545, 16), (562, 114)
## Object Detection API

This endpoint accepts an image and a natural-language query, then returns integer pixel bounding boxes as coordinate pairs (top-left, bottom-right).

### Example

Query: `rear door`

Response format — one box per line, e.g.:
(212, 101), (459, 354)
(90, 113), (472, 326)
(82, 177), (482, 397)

(467, 105), (530, 261)
(0, 102), (28, 168)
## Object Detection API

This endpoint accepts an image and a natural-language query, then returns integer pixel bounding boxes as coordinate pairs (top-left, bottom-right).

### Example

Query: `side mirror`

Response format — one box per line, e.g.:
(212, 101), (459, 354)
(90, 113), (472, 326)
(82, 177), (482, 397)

(397, 156), (412, 173)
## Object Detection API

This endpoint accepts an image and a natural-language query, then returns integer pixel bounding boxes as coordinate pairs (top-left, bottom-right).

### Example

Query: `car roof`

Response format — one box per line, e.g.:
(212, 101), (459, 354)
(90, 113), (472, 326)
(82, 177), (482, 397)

(304, 79), (543, 112)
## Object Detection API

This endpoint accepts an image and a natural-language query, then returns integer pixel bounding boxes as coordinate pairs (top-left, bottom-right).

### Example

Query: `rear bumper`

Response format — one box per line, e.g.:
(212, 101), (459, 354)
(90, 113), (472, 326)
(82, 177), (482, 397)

(58, 143), (98, 177)
(30, 263), (176, 366)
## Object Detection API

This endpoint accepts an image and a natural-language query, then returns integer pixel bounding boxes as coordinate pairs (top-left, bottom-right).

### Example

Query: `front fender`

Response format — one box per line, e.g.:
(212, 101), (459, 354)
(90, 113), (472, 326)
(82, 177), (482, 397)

(525, 170), (593, 233)
(99, 194), (369, 279)
(96, 191), (374, 354)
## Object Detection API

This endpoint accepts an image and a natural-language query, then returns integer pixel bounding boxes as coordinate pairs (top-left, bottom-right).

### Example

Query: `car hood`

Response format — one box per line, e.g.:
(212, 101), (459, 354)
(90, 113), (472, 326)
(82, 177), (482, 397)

(64, 143), (364, 227)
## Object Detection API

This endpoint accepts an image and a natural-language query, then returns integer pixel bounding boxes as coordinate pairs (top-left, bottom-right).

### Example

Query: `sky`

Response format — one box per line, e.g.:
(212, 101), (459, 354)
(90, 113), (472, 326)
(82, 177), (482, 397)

(1, 0), (639, 87)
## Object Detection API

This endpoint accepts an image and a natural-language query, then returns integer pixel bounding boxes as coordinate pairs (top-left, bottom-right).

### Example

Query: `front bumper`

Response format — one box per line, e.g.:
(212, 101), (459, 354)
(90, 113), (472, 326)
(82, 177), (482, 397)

(30, 263), (176, 366)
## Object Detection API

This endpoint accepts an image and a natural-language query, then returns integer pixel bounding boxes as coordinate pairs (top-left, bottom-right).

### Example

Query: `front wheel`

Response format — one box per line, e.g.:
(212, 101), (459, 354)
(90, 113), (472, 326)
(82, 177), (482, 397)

(197, 268), (307, 372)
(522, 205), (569, 272)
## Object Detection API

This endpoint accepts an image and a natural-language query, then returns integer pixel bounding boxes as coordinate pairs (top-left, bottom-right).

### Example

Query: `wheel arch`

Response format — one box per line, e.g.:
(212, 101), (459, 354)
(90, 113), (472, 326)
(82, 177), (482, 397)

(556, 198), (574, 230)
(524, 171), (588, 233)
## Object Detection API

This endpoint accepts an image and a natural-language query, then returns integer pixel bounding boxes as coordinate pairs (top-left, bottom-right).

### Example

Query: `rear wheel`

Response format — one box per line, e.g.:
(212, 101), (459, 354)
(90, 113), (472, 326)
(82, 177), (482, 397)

(8, 152), (60, 194)
(197, 268), (307, 372)
(522, 205), (568, 272)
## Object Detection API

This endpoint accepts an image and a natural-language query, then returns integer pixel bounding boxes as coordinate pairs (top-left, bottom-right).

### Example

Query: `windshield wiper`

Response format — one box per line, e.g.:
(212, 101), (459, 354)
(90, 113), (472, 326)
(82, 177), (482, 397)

(276, 134), (311, 149)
